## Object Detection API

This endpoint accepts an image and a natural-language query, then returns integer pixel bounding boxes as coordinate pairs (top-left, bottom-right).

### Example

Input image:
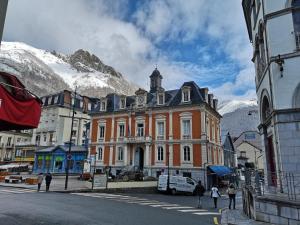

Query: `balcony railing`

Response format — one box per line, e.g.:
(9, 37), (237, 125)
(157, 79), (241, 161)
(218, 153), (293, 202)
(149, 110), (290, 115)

(182, 135), (191, 140)
(156, 135), (164, 140)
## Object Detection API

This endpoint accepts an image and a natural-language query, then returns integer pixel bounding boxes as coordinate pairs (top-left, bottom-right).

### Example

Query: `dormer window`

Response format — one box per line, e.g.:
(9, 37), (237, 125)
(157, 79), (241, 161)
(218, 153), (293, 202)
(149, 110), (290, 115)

(181, 86), (191, 103)
(120, 97), (126, 109)
(101, 101), (106, 111)
(157, 93), (164, 105)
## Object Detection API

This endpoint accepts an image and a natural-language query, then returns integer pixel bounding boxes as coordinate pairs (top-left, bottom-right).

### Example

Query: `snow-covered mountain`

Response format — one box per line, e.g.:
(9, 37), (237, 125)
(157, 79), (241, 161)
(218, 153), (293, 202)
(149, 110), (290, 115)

(219, 99), (260, 141)
(0, 42), (138, 97)
(218, 99), (257, 115)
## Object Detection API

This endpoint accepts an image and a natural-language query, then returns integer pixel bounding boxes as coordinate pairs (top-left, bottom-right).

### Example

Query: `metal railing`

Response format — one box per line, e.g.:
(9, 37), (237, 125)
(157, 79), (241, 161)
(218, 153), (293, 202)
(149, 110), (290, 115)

(244, 169), (300, 202)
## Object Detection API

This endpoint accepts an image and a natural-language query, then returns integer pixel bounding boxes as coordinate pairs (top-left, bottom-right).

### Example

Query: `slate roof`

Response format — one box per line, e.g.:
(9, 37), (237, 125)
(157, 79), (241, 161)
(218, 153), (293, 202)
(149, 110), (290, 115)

(90, 79), (219, 115)
(36, 145), (87, 153)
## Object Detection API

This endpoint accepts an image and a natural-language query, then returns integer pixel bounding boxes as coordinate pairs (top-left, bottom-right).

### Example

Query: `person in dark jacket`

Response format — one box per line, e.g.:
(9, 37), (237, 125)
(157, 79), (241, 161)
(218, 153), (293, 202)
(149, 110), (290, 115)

(227, 183), (237, 209)
(45, 172), (52, 192)
(195, 180), (206, 208)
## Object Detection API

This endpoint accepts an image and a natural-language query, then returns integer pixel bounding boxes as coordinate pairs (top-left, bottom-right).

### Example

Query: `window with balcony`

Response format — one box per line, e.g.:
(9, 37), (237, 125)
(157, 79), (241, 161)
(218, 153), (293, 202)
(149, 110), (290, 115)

(36, 135), (40, 145)
(157, 121), (164, 139)
(99, 126), (105, 140)
(119, 124), (125, 137)
(137, 123), (144, 137)
(183, 146), (191, 162)
(71, 130), (77, 137)
(118, 147), (123, 161)
(240, 151), (246, 158)
(6, 137), (12, 146)
(157, 146), (164, 161)
(293, 0), (300, 49)
(98, 147), (103, 160)
(182, 119), (191, 139)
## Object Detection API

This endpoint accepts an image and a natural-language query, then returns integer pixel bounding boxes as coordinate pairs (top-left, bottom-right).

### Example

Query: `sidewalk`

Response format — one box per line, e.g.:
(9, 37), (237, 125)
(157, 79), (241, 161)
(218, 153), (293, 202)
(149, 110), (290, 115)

(221, 208), (272, 225)
(0, 176), (158, 192)
(0, 176), (91, 192)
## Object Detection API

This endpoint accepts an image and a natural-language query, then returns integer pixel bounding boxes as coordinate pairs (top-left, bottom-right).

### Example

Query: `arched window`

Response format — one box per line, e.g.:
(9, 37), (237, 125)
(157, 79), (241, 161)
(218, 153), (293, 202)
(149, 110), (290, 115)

(293, 0), (300, 49)
(118, 147), (123, 161)
(98, 147), (103, 160)
(293, 83), (300, 108)
(255, 22), (266, 82)
(183, 146), (191, 162)
(157, 146), (164, 161)
(261, 96), (271, 122)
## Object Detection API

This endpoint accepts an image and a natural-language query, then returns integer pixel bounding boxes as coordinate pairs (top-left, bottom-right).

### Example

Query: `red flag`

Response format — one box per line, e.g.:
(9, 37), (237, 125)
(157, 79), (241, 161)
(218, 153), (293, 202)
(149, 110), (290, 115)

(0, 72), (42, 131)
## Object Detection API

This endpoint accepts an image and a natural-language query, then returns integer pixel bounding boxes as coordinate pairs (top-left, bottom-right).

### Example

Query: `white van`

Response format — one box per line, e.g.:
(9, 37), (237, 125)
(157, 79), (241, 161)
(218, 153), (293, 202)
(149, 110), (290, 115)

(157, 175), (197, 195)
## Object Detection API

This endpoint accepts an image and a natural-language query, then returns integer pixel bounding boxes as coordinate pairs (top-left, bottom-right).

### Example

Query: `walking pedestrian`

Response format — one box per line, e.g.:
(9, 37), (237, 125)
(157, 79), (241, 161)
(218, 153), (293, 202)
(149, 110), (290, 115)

(195, 180), (206, 208)
(227, 183), (237, 209)
(45, 172), (52, 192)
(211, 184), (221, 208)
(37, 173), (43, 192)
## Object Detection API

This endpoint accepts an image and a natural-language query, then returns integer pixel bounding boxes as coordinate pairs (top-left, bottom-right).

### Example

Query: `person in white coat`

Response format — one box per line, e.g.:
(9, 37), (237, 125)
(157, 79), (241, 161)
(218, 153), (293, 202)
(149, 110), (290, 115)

(211, 185), (221, 208)
(37, 173), (43, 192)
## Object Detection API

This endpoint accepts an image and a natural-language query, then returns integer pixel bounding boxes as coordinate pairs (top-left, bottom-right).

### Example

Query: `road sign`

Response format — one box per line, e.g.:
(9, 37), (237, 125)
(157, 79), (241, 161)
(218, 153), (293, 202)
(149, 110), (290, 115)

(67, 154), (72, 160)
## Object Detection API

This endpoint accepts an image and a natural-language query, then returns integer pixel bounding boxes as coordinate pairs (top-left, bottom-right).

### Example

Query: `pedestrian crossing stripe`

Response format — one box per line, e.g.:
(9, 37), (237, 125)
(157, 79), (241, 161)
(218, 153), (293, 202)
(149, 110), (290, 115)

(163, 206), (194, 210)
(70, 192), (222, 217)
(193, 212), (221, 216)
(149, 204), (178, 207)
(178, 209), (207, 212)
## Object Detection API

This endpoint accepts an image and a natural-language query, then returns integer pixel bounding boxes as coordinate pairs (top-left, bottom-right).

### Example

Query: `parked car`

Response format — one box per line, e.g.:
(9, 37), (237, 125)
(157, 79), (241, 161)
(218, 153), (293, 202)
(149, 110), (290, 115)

(116, 167), (144, 181)
(157, 175), (197, 195)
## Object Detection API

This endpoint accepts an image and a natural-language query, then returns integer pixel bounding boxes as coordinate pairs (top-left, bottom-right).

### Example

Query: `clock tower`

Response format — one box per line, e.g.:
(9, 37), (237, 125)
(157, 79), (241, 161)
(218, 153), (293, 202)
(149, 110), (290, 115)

(150, 68), (163, 93)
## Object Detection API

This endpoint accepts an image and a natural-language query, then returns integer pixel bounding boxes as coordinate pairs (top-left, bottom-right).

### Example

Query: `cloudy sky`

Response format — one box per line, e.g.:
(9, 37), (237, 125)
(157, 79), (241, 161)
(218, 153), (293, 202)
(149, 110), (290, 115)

(3, 0), (256, 101)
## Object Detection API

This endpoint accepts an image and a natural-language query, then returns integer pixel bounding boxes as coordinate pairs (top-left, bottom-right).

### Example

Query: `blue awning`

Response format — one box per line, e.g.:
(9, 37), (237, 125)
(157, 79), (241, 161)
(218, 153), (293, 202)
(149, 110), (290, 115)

(208, 165), (233, 177)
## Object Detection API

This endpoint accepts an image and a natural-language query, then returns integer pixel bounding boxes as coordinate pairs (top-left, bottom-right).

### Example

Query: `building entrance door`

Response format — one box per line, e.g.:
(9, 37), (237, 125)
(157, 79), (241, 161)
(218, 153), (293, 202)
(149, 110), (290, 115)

(134, 147), (144, 170)
(267, 135), (277, 186)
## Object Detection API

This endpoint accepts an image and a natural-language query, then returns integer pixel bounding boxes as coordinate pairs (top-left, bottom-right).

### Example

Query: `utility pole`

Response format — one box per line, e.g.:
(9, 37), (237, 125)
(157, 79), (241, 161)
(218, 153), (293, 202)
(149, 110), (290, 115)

(0, 0), (8, 46)
(65, 88), (77, 190)
(167, 150), (170, 193)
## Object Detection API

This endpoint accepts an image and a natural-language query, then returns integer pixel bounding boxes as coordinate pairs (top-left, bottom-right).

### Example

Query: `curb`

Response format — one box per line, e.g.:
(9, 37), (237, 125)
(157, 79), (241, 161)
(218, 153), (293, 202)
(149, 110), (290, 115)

(0, 183), (158, 194)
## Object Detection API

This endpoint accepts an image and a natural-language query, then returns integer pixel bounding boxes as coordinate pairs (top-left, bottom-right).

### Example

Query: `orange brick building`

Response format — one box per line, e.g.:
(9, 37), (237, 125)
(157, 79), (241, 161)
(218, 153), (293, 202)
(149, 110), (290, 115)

(89, 69), (222, 181)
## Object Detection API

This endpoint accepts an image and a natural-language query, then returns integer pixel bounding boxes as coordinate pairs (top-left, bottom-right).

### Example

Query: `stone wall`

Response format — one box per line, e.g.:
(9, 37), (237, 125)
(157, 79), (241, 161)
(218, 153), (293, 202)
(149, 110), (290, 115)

(255, 196), (300, 225)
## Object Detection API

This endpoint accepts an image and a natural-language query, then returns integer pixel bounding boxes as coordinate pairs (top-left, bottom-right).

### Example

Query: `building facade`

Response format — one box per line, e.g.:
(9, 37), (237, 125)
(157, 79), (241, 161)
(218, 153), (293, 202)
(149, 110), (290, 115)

(222, 132), (236, 169)
(243, 0), (300, 223)
(0, 130), (32, 162)
(32, 90), (98, 147)
(33, 144), (87, 174)
(89, 69), (222, 181)
(243, 0), (300, 188)
(233, 131), (263, 170)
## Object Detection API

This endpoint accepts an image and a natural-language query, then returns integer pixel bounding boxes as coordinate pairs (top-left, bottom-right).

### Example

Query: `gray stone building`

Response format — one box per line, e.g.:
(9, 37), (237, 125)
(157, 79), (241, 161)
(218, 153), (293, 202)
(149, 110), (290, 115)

(243, 0), (300, 224)
(222, 132), (236, 169)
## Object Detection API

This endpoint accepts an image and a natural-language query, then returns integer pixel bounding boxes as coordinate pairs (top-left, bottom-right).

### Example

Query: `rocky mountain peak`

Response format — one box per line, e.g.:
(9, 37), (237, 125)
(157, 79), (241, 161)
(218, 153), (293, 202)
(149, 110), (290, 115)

(68, 49), (122, 78)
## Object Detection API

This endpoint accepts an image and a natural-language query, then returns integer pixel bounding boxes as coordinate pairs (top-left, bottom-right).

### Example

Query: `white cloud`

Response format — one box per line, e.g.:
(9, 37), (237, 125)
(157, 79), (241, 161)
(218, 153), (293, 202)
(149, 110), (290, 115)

(3, 0), (255, 101)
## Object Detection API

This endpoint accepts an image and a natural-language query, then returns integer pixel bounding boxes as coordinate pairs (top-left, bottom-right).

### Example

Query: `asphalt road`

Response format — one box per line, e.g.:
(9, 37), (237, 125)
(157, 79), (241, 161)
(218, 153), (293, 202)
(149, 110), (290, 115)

(0, 187), (232, 225)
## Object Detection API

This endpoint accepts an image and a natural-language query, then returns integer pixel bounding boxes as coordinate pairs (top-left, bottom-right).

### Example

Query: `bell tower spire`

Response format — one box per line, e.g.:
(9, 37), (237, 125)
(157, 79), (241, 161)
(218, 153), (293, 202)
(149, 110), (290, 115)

(149, 68), (163, 93)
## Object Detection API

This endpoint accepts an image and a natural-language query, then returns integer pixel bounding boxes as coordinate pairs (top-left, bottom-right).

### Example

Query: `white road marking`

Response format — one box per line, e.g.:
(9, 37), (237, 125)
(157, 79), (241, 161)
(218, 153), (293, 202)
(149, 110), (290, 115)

(178, 209), (207, 212)
(149, 204), (178, 207)
(193, 212), (221, 216)
(163, 206), (194, 210)
(136, 201), (161, 205)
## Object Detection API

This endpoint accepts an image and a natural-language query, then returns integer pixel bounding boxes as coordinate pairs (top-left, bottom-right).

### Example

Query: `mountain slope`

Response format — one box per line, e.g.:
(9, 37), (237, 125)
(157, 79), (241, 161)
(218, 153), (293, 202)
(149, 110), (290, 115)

(219, 100), (260, 140)
(0, 42), (138, 97)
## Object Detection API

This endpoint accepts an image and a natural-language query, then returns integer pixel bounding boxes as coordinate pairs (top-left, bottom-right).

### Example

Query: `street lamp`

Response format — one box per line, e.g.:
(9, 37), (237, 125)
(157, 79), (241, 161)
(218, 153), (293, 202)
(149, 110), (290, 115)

(65, 88), (77, 190)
